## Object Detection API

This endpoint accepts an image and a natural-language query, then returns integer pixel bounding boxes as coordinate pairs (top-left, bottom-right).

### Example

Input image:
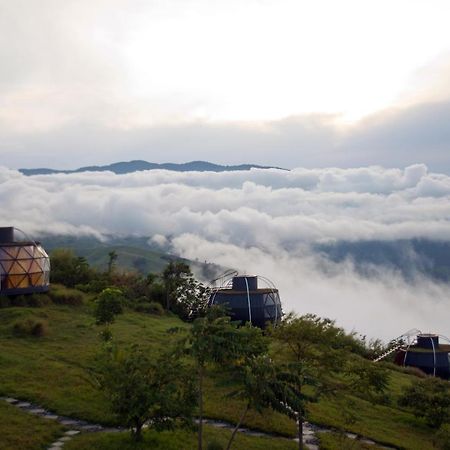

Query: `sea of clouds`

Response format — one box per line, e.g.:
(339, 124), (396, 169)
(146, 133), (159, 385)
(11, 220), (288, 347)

(1, 164), (449, 340)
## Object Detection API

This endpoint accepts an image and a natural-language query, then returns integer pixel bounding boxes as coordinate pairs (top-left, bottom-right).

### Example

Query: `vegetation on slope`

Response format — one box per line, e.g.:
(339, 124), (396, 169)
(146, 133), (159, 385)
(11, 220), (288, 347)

(0, 251), (448, 449)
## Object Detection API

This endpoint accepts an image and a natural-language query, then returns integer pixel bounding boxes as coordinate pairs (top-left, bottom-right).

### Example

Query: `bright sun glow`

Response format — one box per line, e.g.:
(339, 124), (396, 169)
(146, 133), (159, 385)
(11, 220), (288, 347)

(105, 0), (450, 123)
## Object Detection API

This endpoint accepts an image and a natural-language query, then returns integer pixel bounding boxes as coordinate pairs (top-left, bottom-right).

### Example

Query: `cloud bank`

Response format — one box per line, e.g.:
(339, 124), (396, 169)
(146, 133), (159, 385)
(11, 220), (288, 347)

(1, 165), (449, 339)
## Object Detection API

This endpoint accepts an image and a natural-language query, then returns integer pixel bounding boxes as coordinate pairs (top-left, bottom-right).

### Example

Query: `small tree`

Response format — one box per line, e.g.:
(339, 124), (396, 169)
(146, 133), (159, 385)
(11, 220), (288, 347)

(225, 355), (305, 450)
(398, 377), (450, 429)
(162, 261), (191, 311)
(345, 358), (390, 404)
(270, 313), (348, 450)
(50, 248), (93, 287)
(95, 344), (196, 441)
(184, 308), (267, 450)
(107, 250), (118, 275)
(162, 261), (210, 320)
(94, 287), (124, 326)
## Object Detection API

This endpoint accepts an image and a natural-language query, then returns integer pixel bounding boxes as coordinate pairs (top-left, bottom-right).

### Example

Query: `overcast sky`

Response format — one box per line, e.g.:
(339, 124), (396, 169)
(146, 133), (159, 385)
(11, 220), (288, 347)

(1, 0), (450, 171)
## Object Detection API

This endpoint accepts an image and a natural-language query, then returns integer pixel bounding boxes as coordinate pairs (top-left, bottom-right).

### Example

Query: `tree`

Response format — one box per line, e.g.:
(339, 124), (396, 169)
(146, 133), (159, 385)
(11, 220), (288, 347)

(183, 307), (267, 450)
(94, 344), (196, 441)
(107, 250), (118, 275)
(270, 313), (348, 450)
(225, 355), (305, 450)
(345, 358), (390, 404)
(162, 261), (209, 319)
(398, 377), (450, 429)
(162, 261), (191, 310)
(50, 248), (93, 287)
(94, 287), (124, 326)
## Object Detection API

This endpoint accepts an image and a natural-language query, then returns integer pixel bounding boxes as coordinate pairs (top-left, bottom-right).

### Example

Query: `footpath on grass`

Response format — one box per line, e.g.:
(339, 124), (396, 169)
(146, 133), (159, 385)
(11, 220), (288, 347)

(1, 396), (396, 450)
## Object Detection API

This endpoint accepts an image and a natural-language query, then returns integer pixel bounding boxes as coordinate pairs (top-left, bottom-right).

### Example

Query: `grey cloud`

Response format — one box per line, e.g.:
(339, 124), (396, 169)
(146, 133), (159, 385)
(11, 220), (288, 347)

(0, 165), (449, 339)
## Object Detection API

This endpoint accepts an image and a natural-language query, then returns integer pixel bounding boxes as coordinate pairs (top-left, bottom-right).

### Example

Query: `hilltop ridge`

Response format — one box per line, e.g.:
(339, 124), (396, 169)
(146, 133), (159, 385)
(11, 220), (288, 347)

(19, 160), (286, 176)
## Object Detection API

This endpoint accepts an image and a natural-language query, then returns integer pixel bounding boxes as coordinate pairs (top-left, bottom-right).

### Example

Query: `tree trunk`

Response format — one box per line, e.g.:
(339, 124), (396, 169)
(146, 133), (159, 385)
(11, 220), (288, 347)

(297, 414), (303, 450)
(226, 403), (249, 450)
(133, 418), (143, 442)
(198, 365), (204, 450)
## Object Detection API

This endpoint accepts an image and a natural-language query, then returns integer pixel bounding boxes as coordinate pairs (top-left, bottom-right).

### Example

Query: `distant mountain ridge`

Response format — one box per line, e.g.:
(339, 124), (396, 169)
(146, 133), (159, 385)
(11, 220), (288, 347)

(19, 160), (286, 176)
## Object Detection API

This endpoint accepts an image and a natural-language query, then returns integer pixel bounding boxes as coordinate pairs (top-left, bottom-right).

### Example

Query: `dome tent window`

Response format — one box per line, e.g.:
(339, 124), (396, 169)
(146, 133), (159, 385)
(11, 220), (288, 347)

(0, 227), (50, 296)
(208, 271), (282, 328)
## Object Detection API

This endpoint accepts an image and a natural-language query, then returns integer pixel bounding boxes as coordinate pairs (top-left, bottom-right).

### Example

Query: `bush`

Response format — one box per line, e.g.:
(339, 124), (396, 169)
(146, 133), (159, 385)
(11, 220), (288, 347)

(398, 377), (450, 428)
(94, 288), (124, 325)
(27, 294), (52, 307)
(0, 296), (11, 308)
(50, 248), (93, 287)
(49, 286), (84, 305)
(135, 301), (164, 316)
(435, 424), (450, 449)
(11, 295), (28, 307)
(13, 318), (48, 337)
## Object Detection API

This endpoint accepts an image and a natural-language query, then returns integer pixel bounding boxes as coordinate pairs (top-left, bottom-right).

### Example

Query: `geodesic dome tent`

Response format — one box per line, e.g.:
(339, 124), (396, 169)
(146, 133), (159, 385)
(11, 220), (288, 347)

(0, 227), (50, 295)
(374, 328), (450, 379)
(208, 271), (282, 328)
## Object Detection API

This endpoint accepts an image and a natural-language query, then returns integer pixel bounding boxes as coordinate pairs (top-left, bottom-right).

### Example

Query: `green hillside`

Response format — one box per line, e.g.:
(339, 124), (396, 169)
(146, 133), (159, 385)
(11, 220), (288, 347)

(0, 287), (445, 450)
(39, 234), (223, 280)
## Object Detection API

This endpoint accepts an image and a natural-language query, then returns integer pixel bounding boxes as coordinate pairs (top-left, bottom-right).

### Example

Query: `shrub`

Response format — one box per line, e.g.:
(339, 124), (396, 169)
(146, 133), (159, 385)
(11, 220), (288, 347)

(94, 288), (124, 325)
(435, 424), (450, 449)
(13, 318), (48, 337)
(11, 295), (28, 307)
(27, 294), (52, 307)
(398, 377), (450, 428)
(0, 296), (11, 308)
(49, 286), (84, 305)
(135, 301), (164, 316)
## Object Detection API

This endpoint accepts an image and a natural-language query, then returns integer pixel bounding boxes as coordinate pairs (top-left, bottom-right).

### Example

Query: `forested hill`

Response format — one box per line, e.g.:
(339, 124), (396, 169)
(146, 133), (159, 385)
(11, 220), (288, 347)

(19, 160), (285, 176)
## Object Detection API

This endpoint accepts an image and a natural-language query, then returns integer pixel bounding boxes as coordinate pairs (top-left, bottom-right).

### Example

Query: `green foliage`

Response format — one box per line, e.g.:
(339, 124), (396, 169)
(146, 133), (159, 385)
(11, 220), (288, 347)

(94, 288), (124, 325)
(435, 424), (450, 450)
(49, 285), (84, 305)
(162, 261), (209, 319)
(345, 358), (391, 404)
(94, 344), (197, 441)
(183, 307), (268, 450)
(398, 377), (450, 428)
(134, 300), (165, 315)
(50, 248), (94, 287)
(107, 250), (118, 275)
(12, 318), (48, 337)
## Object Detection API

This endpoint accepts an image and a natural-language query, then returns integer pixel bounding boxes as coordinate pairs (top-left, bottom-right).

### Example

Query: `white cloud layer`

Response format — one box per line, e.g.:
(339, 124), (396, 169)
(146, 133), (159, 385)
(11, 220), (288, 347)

(1, 165), (449, 340)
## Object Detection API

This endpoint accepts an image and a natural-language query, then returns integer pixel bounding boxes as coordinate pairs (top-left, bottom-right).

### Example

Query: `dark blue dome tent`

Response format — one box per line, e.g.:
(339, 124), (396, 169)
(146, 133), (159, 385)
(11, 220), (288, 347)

(208, 270), (283, 328)
(0, 227), (50, 296)
(374, 328), (450, 379)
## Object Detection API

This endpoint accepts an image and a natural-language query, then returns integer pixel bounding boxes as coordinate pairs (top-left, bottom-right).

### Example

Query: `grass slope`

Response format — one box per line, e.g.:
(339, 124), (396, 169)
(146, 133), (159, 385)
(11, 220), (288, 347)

(0, 297), (440, 449)
(0, 401), (65, 450)
(64, 426), (298, 450)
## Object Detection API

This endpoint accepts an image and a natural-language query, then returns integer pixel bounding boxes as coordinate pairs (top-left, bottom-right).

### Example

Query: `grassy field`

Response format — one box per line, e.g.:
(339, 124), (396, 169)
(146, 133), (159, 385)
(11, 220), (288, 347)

(0, 401), (65, 450)
(0, 295), (442, 449)
(64, 426), (298, 450)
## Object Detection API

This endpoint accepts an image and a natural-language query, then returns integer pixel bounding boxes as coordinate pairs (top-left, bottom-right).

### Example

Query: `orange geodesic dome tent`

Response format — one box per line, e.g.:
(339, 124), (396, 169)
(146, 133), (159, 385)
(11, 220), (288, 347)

(0, 227), (50, 295)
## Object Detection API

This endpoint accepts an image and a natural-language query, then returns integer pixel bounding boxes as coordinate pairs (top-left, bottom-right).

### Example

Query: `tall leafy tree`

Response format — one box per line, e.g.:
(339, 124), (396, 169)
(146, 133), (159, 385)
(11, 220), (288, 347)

(270, 313), (348, 450)
(162, 261), (209, 319)
(94, 344), (197, 441)
(183, 307), (267, 450)
(225, 355), (305, 450)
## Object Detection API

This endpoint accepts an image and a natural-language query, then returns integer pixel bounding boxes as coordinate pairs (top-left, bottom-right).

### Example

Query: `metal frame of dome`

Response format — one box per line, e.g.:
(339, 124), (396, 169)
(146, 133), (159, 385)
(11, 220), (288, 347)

(374, 328), (450, 379)
(0, 227), (50, 296)
(208, 270), (282, 328)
